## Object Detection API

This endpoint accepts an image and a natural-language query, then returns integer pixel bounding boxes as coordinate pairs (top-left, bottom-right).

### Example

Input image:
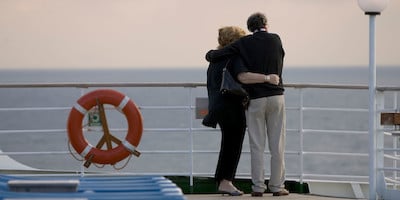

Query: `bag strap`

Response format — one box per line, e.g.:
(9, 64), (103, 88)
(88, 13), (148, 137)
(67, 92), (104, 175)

(223, 59), (231, 70)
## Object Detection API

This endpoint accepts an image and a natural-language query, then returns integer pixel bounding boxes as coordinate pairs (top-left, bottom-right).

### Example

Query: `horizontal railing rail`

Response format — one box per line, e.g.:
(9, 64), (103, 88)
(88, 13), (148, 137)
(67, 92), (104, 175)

(1, 82), (399, 90)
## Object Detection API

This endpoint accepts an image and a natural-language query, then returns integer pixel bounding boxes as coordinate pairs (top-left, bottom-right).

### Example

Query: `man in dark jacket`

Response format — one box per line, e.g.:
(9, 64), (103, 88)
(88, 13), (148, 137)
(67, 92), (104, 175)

(206, 12), (288, 197)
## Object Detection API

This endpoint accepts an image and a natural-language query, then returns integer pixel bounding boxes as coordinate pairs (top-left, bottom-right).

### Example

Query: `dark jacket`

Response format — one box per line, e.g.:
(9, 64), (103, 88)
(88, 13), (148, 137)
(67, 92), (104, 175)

(202, 56), (246, 128)
(206, 31), (285, 100)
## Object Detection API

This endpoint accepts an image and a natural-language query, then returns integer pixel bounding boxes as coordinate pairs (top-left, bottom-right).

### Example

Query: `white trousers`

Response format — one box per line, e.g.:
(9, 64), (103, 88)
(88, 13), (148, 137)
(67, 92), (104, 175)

(246, 95), (286, 193)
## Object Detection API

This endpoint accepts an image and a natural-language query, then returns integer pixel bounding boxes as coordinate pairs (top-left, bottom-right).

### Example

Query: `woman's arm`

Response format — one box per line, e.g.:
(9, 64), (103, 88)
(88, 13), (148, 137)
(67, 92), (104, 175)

(205, 46), (236, 62)
(237, 72), (280, 85)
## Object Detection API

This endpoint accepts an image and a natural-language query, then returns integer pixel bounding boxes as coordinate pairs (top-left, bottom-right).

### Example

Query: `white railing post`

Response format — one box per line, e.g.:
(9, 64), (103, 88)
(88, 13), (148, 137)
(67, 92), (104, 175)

(392, 92), (398, 189)
(79, 88), (86, 177)
(299, 88), (304, 184)
(187, 86), (195, 191)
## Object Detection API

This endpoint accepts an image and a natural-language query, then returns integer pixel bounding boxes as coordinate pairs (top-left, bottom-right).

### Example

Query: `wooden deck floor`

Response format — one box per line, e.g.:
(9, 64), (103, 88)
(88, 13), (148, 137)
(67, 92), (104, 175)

(185, 193), (360, 200)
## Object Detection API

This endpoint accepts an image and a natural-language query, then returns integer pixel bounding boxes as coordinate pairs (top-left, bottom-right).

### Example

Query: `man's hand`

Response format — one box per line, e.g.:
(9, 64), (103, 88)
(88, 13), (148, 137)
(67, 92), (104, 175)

(266, 74), (280, 85)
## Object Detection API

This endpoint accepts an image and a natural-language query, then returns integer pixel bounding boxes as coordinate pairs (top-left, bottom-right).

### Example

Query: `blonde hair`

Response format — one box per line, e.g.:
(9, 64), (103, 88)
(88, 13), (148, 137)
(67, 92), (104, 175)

(217, 26), (246, 49)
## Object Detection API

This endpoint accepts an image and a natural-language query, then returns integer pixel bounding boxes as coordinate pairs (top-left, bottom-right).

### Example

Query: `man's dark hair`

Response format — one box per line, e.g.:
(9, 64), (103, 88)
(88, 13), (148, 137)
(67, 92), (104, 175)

(247, 12), (267, 32)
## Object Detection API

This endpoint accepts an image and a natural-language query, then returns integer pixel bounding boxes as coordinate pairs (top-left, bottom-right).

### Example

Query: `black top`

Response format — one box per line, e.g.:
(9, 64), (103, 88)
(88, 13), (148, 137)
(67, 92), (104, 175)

(206, 31), (285, 99)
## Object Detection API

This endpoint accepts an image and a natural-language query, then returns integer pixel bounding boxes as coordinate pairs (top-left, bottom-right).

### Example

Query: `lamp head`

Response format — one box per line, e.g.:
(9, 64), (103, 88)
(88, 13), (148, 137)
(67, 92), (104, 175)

(358, 0), (389, 15)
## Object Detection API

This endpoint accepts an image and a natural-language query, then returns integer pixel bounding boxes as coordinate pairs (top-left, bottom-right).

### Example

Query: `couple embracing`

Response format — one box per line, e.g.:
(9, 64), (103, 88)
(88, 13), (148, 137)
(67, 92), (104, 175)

(203, 12), (288, 197)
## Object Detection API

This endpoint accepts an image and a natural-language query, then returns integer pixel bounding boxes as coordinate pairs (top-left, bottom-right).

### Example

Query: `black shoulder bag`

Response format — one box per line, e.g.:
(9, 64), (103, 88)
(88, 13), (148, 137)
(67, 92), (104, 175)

(219, 60), (249, 106)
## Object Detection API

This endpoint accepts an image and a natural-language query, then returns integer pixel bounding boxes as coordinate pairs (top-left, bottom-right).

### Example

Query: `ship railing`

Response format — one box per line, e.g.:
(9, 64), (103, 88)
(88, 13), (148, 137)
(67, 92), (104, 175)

(0, 82), (399, 197)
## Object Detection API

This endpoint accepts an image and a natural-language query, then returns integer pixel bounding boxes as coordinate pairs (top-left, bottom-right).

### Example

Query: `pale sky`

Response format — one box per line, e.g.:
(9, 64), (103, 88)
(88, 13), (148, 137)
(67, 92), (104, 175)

(0, 0), (399, 69)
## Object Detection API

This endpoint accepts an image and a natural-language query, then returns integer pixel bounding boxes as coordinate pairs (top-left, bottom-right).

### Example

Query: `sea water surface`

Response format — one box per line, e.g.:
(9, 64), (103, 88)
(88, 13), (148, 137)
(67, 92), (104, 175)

(0, 66), (399, 179)
(0, 66), (399, 85)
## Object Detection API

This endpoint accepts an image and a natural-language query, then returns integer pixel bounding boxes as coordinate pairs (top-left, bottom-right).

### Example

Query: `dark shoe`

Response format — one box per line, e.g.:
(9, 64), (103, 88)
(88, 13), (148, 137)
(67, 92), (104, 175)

(251, 191), (263, 197)
(218, 189), (243, 196)
(272, 189), (289, 196)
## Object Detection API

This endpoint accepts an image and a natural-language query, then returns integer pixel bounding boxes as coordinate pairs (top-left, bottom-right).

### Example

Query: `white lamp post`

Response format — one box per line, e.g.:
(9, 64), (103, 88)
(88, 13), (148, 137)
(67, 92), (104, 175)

(357, 0), (389, 199)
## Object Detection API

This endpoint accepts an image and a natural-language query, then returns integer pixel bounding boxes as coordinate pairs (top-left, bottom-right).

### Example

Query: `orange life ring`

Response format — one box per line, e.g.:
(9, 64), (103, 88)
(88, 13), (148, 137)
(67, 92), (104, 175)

(67, 89), (143, 165)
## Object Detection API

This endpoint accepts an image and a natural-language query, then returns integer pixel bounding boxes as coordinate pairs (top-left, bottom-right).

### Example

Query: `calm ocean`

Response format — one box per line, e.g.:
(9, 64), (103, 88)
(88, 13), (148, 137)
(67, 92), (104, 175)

(0, 66), (399, 179)
(0, 66), (399, 85)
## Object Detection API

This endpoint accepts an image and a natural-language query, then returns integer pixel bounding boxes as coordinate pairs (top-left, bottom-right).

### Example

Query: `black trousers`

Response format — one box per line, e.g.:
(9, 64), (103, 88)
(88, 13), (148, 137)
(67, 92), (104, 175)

(214, 105), (246, 183)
